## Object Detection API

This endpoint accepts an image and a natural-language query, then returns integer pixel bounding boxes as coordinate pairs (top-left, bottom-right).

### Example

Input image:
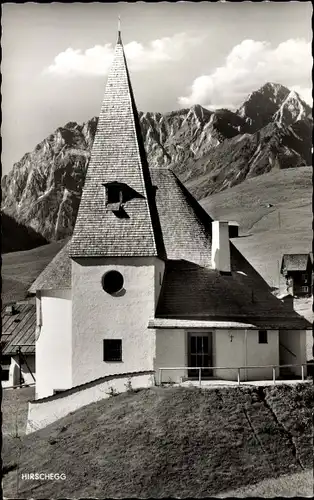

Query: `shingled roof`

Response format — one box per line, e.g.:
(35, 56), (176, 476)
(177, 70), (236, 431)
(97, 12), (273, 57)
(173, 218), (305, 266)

(281, 253), (312, 273)
(29, 241), (71, 293)
(150, 168), (213, 267)
(1, 302), (36, 354)
(155, 248), (311, 329)
(29, 165), (216, 292)
(69, 33), (165, 258)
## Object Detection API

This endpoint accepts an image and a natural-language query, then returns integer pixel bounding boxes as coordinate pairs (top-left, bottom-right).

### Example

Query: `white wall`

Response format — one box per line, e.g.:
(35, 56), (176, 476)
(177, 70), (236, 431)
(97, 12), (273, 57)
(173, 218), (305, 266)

(155, 329), (186, 382)
(246, 330), (279, 380)
(27, 371), (155, 434)
(214, 329), (279, 381)
(155, 328), (280, 382)
(2, 355), (35, 388)
(12, 355), (35, 386)
(306, 330), (313, 361)
(214, 329), (245, 380)
(280, 330), (307, 376)
(72, 257), (162, 387)
(36, 289), (72, 399)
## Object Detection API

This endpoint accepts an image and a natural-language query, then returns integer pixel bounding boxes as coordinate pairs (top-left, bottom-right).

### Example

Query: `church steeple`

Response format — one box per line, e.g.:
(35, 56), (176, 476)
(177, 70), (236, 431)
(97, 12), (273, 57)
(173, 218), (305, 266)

(70, 31), (165, 258)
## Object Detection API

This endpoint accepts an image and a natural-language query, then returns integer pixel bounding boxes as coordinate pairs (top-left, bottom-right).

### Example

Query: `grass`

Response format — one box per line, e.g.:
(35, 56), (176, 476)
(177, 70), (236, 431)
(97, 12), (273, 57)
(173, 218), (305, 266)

(1, 239), (67, 305)
(2, 386), (35, 437)
(2, 383), (313, 499)
(216, 469), (313, 497)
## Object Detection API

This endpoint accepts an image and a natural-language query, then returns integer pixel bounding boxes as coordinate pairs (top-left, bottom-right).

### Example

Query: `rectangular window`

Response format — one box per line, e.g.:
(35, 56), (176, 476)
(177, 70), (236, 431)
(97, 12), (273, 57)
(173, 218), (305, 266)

(258, 330), (268, 344)
(302, 274), (308, 283)
(301, 286), (309, 293)
(53, 389), (65, 395)
(1, 369), (10, 381)
(103, 339), (122, 362)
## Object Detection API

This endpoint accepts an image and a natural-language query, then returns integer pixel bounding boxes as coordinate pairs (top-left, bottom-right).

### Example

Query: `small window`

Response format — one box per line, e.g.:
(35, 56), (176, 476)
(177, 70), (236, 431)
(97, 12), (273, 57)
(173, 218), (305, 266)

(1, 369), (10, 381)
(53, 389), (65, 395)
(102, 271), (124, 295)
(103, 339), (122, 362)
(258, 330), (268, 344)
(302, 274), (308, 283)
(301, 286), (309, 293)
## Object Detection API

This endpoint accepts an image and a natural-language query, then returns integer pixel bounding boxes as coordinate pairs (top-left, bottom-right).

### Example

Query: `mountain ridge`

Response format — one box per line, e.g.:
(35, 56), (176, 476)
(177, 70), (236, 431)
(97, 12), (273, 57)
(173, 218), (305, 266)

(2, 82), (312, 243)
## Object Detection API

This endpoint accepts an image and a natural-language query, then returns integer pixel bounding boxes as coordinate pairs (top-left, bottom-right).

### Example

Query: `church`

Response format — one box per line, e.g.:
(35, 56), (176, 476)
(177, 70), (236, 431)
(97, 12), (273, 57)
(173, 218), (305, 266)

(29, 30), (310, 400)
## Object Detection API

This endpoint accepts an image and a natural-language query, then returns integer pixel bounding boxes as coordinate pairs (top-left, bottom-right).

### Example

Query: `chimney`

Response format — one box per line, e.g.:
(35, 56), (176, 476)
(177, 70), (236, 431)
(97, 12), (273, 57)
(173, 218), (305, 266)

(211, 221), (231, 273)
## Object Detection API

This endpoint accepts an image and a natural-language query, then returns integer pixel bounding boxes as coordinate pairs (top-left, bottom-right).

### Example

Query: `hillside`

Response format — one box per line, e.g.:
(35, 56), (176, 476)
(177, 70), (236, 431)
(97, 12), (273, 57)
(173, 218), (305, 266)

(201, 167), (312, 293)
(2, 213), (47, 254)
(1, 82), (312, 242)
(1, 239), (68, 305)
(2, 384), (313, 499)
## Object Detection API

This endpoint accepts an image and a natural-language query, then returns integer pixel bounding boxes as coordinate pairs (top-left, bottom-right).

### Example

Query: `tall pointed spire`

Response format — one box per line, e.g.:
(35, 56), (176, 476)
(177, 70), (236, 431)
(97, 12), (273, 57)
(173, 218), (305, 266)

(70, 30), (165, 259)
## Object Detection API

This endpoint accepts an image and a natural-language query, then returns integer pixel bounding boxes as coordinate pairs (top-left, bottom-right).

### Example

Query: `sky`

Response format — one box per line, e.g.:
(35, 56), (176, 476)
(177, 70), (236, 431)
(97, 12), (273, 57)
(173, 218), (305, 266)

(2, 2), (312, 176)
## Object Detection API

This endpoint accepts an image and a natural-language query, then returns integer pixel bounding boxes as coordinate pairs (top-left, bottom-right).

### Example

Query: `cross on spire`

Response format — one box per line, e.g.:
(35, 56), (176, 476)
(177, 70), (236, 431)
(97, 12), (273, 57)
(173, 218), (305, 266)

(117, 15), (122, 45)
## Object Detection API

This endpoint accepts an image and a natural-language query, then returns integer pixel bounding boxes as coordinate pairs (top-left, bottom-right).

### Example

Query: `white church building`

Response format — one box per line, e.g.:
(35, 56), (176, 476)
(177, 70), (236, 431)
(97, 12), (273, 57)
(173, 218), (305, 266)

(29, 31), (310, 400)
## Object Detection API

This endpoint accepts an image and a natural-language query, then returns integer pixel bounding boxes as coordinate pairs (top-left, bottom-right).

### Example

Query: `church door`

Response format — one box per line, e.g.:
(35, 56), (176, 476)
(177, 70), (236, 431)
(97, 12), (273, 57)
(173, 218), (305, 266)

(188, 332), (213, 378)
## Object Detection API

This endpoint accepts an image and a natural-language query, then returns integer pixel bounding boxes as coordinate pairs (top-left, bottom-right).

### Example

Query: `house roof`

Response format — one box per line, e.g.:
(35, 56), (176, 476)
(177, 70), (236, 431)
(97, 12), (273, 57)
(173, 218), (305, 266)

(29, 241), (72, 293)
(155, 254), (311, 329)
(149, 319), (257, 329)
(69, 34), (165, 259)
(1, 302), (36, 355)
(281, 253), (311, 273)
(148, 318), (312, 330)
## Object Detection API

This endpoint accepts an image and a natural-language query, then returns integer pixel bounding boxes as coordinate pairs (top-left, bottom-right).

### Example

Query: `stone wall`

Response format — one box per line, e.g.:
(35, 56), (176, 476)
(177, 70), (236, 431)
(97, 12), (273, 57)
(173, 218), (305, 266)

(26, 370), (155, 434)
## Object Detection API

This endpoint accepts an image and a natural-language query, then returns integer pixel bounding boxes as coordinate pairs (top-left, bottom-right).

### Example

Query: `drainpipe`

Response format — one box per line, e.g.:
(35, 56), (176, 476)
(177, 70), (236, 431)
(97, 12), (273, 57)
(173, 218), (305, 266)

(244, 329), (248, 381)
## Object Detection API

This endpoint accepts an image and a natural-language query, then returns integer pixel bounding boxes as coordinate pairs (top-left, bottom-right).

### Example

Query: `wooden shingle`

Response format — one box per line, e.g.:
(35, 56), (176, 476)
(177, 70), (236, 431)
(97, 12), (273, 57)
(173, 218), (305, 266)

(69, 36), (164, 258)
(28, 242), (71, 293)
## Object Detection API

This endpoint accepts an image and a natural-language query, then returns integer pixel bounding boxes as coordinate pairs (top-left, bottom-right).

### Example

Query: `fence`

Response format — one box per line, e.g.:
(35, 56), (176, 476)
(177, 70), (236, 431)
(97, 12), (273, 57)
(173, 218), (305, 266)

(158, 363), (313, 386)
(2, 382), (36, 391)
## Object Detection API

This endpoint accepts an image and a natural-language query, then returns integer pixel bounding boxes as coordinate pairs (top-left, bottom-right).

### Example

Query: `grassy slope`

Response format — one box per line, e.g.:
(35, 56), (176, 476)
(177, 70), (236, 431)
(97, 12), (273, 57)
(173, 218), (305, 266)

(1, 239), (68, 304)
(2, 384), (313, 499)
(201, 167), (313, 322)
(2, 387), (35, 437)
(217, 470), (313, 498)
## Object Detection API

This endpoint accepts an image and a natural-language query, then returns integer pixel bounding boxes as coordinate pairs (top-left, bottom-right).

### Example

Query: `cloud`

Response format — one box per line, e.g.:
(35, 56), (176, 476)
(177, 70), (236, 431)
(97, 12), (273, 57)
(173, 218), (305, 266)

(44, 33), (204, 76)
(179, 38), (312, 109)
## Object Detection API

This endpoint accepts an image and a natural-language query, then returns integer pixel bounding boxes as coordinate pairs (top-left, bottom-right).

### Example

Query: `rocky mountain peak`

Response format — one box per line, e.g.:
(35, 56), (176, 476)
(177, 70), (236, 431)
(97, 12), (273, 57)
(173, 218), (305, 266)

(2, 82), (312, 245)
(237, 82), (291, 131)
(273, 90), (312, 125)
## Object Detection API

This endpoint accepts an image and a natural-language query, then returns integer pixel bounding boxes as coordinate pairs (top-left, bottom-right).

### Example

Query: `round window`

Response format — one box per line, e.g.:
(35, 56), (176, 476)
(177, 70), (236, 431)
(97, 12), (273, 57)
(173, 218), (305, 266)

(102, 270), (124, 294)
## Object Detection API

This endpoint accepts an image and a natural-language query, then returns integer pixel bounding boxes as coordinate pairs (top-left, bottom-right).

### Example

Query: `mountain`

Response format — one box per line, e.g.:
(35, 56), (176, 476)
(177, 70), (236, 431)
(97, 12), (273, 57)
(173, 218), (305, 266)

(1, 82), (312, 242)
(1, 213), (47, 254)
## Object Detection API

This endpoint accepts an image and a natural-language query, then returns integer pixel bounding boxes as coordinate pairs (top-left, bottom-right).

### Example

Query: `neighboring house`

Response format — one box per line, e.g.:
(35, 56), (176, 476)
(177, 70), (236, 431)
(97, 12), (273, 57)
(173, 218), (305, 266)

(1, 302), (36, 388)
(28, 30), (311, 400)
(280, 253), (313, 297)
